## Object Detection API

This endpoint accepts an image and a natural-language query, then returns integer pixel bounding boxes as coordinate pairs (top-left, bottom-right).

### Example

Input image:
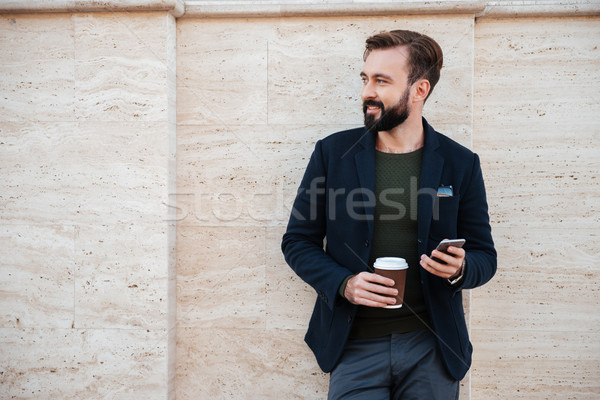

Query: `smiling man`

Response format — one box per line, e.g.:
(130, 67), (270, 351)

(282, 30), (496, 400)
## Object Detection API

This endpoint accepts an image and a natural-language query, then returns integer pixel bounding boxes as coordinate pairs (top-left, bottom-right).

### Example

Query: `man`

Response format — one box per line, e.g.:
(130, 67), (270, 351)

(281, 30), (496, 399)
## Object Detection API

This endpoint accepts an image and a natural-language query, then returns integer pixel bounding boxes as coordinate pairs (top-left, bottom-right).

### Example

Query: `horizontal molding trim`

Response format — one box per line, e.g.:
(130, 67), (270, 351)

(0, 1), (598, 19)
(0, 0), (186, 17)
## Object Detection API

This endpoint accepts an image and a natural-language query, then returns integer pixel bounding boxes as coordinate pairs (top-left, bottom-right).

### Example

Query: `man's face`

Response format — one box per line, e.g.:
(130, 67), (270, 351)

(360, 47), (413, 132)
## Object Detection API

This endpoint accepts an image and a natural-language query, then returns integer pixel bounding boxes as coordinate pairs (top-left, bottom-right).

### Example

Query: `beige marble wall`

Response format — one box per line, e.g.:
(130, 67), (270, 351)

(177, 13), (600, 400)
(472, 17), (600, 398)
(176, 15), (476, 399)
(0, 11), (177, 399)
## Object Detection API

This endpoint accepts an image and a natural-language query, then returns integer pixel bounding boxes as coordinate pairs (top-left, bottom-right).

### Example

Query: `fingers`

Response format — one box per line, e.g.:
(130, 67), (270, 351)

(345, 272), (398, 307)
(420, 246), (465, 279)
(445, 245), (465, 259)
(420, 255), (456, 278)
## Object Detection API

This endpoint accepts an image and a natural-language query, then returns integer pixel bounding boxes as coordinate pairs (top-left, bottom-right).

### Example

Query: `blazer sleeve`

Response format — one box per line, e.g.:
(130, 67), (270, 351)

(281, 140), (354, 310)
(454, 153), (497, 291)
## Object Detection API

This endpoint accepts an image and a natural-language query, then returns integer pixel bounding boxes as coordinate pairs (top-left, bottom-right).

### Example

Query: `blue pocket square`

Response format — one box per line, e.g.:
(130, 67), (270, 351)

(437, 185), (453, 197)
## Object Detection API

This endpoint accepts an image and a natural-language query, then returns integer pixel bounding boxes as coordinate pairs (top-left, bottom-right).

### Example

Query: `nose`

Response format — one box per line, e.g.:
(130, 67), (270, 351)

(361, 80), (376, 101)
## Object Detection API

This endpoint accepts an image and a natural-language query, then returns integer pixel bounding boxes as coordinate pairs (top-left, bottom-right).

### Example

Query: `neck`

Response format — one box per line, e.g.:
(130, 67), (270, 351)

(376, 114), (424, 154)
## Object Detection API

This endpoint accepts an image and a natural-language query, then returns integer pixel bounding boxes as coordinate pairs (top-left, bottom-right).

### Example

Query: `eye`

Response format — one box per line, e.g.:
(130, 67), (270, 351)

(376, 79), (386, 84)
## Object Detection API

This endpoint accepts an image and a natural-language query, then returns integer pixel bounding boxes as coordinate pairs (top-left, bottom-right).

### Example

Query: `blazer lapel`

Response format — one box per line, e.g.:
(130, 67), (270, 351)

(350, 122), (443, 256)
(418, 119), (444, 255)
(354, 129), (376, 237)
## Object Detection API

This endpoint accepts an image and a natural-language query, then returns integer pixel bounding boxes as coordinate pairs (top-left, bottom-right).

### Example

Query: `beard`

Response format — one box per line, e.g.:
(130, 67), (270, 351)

(363, 88), (411, 133)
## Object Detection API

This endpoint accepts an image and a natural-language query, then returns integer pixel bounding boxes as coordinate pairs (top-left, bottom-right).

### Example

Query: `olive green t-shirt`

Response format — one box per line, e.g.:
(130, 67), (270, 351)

(349, 148), (430, 339)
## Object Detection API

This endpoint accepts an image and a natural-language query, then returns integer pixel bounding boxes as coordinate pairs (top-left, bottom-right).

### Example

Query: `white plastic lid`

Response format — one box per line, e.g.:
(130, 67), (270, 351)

(373, 257), (408, 270)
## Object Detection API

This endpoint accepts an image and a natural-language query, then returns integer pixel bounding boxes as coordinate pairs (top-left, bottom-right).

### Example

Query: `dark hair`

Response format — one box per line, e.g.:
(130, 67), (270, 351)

(364, 30), (443, 101)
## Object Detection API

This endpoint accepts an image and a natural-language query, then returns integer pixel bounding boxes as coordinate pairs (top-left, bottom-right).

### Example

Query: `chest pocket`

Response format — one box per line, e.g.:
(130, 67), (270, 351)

(429, 195), (460, 241)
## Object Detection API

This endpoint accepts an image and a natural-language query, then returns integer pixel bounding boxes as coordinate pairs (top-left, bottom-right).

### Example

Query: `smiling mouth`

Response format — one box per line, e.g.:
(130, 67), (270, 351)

(363, 100), (384, 115)
(366, 106), (380, 114)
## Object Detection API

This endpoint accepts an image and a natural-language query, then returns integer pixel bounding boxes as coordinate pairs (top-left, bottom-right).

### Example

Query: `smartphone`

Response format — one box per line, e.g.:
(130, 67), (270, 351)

(433, 239), (466, 263)
(436, 239), (466, 254)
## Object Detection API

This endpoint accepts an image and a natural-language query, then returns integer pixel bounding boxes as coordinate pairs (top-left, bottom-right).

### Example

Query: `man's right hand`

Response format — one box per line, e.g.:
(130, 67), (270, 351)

(344, 272), (398, 307)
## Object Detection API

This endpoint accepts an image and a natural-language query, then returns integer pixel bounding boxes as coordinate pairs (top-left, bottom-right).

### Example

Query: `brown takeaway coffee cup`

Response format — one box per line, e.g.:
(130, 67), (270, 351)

(373, 257), (409, 309)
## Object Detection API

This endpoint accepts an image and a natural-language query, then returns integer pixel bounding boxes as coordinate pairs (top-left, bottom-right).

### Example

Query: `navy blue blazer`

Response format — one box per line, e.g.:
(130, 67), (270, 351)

(281, 118), (496, 380)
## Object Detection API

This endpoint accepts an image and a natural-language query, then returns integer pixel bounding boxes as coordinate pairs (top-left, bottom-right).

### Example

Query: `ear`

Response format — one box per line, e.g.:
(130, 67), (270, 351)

(411, 79), (430, 103)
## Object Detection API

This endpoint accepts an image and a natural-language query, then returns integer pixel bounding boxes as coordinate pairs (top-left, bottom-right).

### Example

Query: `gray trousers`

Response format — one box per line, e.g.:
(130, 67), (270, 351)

(328, 329), (460, 400)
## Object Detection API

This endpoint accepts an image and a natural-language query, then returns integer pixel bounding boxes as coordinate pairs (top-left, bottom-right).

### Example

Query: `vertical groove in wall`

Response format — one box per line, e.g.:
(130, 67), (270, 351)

(467, 289), (472, 399)
(469, 16), (475, 151)
(465, 17), (475, 400)
(166, 10), (178, 400)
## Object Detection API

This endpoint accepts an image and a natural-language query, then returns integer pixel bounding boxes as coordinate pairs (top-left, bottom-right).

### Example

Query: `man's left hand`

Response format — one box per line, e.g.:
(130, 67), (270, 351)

(420, 245), (465, 279)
